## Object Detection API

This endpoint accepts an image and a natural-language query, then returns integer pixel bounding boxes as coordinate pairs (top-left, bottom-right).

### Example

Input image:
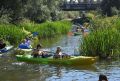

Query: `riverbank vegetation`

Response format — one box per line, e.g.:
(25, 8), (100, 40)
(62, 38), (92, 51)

(81, 16), (120, 59)
(0, 20), (72, 45)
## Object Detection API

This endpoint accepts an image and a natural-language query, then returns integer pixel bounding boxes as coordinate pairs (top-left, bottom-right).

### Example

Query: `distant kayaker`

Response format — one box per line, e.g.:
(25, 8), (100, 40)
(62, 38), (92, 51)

(0, 39), (6, 49)
(76, 27), (81, 32)
(98, 74), (108, 81)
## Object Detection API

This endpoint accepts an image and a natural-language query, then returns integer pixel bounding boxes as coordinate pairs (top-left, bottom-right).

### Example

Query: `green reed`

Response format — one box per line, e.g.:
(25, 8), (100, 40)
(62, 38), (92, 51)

(81, 17), (120, 58)
(0, 20), (71, 45)
(20, 20), (72, 38)
(0, 24), (26, 45)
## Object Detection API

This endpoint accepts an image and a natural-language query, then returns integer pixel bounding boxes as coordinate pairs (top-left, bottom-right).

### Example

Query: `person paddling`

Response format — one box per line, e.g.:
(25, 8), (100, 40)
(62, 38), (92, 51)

(54, 46), (63, 59)
(32, 44), (43, 58)
(19, 37), (32, 49)
(32, 44), (51, 58)
(54, 46), (70, 59)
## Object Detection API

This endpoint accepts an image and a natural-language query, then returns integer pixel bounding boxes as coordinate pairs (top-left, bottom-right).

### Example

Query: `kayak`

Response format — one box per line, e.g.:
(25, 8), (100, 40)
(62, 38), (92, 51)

(0, 46), (13, 53)
(16, 48), (33, 52)
(16, 55), (96, 65)
(74, 32), (82, 36)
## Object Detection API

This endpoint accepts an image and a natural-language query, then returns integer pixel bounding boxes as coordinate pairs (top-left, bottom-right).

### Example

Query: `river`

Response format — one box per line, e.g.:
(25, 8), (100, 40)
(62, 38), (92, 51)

(0, 35), (120, 81)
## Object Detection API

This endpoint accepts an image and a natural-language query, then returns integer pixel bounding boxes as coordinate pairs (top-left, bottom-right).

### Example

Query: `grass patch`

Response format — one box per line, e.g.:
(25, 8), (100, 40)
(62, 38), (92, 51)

(0, 20), (72, 45)
(81, 17), (120, 59)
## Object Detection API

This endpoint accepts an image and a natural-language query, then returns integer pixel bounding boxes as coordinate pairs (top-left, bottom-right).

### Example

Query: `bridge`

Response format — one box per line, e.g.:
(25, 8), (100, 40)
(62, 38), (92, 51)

(60, 0), (102, 11)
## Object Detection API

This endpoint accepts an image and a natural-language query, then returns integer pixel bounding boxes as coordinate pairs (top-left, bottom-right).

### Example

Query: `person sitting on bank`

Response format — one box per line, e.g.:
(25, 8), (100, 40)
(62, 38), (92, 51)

(98, 74), (108, 81)
(0, 39), (6, 49)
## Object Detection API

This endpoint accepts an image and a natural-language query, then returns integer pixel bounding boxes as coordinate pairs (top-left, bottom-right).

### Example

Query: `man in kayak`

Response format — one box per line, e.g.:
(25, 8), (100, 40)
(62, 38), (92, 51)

(0, 39), (6, 49)
(54, 46), (70, 59)
(54, 46), (63, 59)
(32, 44), (43, 58)
(32, 44), (51, 58)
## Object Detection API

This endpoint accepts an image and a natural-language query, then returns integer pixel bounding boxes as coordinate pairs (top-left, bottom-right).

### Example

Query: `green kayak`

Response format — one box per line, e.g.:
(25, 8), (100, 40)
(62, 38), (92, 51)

(16, 55), (96, 66)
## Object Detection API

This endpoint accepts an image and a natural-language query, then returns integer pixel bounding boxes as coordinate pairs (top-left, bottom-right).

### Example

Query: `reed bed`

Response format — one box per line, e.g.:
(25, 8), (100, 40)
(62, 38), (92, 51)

(0, 24), (25, 45)
(20, 20), (72, 38)
(0, 20), (71, 45)
(81, 17), (120, 58)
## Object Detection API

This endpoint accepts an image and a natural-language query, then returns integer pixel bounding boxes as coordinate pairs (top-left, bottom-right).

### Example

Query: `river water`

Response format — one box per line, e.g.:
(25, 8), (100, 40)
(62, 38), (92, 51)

(0, 35), (120, 81)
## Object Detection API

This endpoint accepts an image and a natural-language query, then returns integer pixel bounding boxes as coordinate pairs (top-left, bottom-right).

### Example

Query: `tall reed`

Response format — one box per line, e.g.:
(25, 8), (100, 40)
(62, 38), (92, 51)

(81, 17), (120, 58)
(0, 24), (26, 45)
(0, 20), (71, 45)
(19, 20), (72, 38)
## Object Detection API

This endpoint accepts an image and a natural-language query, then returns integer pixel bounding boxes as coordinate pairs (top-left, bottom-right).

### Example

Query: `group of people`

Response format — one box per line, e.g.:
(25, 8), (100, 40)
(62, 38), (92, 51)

(0, 39), (6, 49)
(31, 44), (70, 59)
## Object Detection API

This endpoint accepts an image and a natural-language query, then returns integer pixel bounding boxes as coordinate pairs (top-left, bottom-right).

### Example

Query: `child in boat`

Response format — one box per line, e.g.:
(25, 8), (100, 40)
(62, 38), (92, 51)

(0, 39), (6, 49)
(98, 74), (108, 81)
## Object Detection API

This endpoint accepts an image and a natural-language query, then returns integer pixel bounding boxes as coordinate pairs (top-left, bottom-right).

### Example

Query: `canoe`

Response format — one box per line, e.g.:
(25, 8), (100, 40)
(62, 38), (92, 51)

(16, 55), (96, 65)
(74, 32), (82, 36)
(0, 46), (13, 53)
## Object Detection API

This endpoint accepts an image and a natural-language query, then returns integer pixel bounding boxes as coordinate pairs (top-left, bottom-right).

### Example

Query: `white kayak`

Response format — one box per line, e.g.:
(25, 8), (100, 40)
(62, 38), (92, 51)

(0, 46), (13, 54)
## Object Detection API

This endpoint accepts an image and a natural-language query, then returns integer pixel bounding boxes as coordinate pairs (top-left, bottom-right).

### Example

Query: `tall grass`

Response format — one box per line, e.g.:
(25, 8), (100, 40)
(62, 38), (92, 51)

(0, 24), (26, 45)
(81, 17), (120, 58)
(0, 20), (71, 45)
(19, 20), (72, 38)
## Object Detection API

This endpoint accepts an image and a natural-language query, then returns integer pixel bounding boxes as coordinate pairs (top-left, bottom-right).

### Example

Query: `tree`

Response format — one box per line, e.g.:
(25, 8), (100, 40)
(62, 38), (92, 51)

(101, 0), (120, 16)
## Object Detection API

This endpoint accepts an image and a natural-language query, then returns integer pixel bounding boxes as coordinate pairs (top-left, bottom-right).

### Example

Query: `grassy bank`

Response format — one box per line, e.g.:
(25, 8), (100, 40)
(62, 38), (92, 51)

(81, 16), (120, 59)
(19, 20), (72, 38)
(0, 20), (72, 45)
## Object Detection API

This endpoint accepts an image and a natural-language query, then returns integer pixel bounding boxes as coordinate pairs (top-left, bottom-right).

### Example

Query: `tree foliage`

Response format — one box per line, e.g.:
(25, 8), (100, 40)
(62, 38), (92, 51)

(0, 0), (62, 23)
(101, 0), (120, 16)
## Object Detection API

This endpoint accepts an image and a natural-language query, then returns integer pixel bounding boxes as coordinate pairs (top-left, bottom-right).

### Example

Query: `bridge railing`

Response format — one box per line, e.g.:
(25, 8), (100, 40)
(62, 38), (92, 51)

(60, 3), (100, 11)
